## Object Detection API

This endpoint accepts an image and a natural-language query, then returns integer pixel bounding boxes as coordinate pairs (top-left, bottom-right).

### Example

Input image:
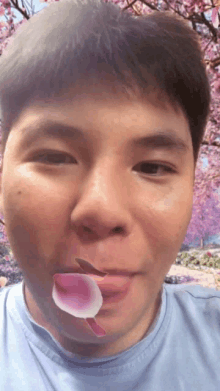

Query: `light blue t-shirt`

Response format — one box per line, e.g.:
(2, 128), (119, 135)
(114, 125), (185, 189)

(1, 281), (220, 390)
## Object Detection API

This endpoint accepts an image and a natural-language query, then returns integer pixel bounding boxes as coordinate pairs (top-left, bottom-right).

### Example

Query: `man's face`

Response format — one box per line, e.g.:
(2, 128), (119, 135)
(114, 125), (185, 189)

(0, 92), (194, 356)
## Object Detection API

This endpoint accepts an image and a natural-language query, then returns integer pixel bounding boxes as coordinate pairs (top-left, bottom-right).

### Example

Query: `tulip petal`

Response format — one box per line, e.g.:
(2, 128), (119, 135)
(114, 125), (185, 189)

(86, 317), (106, 337)
(53, 258), (108, 338)
(52, 273), (103, 318)
(52, 273), (106, 337)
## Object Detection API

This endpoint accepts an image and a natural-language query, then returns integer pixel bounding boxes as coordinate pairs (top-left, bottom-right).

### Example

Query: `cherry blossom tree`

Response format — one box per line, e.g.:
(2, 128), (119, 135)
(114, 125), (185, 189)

(0, 0), (219, 247)
(184, 188), (220, 247)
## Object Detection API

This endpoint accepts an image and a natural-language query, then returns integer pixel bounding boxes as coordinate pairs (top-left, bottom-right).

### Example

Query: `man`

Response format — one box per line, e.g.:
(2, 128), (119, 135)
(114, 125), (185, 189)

(0, 0), (219, 389)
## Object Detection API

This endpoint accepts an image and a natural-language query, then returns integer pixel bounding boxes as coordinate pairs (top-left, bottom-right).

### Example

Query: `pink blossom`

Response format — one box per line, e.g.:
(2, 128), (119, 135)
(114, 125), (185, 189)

(212, 6), (219, 28)
(0, 6), (5, 16)
(1, 0), (10, 8)
(52, 273), (106, 337)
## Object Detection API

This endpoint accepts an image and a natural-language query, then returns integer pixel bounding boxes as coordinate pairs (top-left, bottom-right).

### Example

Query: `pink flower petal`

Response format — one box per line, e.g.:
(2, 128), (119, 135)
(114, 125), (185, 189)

(52, 273), (107, 337)
(86, 317), (106, 337)
(0, 6), (5, 16)
(212, 7), (219, 29)
(52, 273), (103, 318)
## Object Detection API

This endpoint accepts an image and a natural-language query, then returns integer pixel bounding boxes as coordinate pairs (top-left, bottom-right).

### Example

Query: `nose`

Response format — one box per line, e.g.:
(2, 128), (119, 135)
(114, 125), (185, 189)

(71, 164), (132, 240)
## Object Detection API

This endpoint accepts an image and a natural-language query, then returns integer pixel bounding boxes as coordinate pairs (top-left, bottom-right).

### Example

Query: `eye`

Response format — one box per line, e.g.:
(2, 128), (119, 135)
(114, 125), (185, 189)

(133, 162), (175, 176)
(34, 152), (76, 165)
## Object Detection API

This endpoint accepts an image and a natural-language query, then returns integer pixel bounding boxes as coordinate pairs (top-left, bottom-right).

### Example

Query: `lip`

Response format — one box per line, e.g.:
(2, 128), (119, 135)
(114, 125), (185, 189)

(59, 255), (137, 276)
(52, 269), (133, 305)
(95, 275), (132, 294)
(52, 267), (136, 278)
(75, 258), (108, 277)
(52, 258), (136, 289)
(52, 272), (132, 293)
(101, 282), (131, 305)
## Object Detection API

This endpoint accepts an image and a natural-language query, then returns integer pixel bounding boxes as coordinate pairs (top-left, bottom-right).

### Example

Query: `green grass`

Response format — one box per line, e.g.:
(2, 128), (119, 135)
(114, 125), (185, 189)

(177, 251), (220, 269)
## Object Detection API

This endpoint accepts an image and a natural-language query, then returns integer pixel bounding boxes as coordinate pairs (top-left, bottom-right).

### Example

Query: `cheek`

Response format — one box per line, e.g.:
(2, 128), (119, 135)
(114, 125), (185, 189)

(137, 185), (193, 250)
(4, 186), (63, 227)
(157, 193), (193, 229)
(3, 167), (71, 222)
(2, 174), (73, 261)
(138, 191), (193, 282)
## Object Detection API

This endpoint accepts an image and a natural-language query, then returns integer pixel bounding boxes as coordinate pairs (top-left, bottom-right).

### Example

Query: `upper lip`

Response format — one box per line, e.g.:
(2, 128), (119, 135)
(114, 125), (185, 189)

(52, 257), (136, 277)
(75, 258), (108, 276)
(52, 267), (135, 277)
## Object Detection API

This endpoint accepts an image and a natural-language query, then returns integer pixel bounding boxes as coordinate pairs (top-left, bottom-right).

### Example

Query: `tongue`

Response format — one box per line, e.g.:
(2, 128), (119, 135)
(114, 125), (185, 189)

(52, 273), (106, 337)
(95, 275), (131, 293)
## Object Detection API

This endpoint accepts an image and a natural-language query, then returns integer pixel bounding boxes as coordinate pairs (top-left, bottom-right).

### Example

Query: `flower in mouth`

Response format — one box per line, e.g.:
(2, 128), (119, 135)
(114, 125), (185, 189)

(52, 259), (108, 337)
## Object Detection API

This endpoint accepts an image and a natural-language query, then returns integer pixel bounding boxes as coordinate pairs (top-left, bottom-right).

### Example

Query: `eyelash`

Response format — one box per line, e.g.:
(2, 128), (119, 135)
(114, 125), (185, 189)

(33, 152), (76, 165)
(33, 152), (175, 176)
(133, 162), (175, 176)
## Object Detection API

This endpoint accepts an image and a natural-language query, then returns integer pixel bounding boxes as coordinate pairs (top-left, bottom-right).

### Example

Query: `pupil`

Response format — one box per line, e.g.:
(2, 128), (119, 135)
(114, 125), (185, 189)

(141, 163), (158, 173)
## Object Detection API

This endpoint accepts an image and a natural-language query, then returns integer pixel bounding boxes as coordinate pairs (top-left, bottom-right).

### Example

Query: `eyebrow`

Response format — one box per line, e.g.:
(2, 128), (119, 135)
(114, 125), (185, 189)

(20, 120), (189, 154)
(20, 120), (88, 145)
(131, 131), (189, 154)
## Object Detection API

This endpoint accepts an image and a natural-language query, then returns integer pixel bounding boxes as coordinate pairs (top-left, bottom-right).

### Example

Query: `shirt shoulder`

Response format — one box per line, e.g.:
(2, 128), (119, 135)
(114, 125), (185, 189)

(165, 282), (220, 300)
(165, 283), (220, 328)
(0, 284), (13, 310)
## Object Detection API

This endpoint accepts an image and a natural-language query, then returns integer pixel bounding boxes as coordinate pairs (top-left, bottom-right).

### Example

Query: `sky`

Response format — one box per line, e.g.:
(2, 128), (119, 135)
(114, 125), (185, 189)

(30, 0), (47, 15)
(11, 0), (47, 21)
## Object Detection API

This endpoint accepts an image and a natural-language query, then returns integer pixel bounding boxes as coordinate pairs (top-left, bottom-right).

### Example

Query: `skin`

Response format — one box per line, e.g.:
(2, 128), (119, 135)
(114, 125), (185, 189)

(0, 91), (194, 357)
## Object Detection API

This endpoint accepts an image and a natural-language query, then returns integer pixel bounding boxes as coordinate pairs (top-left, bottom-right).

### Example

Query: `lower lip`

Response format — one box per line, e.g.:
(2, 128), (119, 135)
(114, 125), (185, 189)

(101, 285), (131, 305)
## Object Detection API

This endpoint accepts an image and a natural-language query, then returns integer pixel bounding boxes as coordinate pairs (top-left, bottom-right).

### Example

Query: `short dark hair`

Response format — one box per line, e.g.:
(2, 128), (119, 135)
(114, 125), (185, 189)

(0, 0), (210, 161)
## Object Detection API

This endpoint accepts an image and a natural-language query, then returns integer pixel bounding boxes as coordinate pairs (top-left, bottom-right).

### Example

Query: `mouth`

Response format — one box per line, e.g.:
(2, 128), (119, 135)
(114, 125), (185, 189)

(52, 258), (134, 336)
(53, 258), (134, 302)
(53, 257), (137, 278)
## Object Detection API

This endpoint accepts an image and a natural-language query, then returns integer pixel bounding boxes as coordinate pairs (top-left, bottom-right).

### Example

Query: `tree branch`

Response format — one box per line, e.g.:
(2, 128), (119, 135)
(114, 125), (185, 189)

(202, 140), (220, 148)
(197, 12), (218, 42)
(123, 0), (138, 11)
(208, 56), (220, 69)
(163, 0), (189, 20)
(139, 0), (159, 11)
(9, 0), (30, 20)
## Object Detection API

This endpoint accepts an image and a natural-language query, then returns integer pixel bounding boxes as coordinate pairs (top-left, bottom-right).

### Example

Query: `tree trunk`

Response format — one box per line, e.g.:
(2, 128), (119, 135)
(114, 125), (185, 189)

(200, 238), (204, 248)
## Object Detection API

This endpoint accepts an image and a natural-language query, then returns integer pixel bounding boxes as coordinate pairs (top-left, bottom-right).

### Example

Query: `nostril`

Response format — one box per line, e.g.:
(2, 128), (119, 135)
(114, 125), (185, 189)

(80, 225), (123, 236)
(83, 226), (92, 233)
(113, 226), (123, 234)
